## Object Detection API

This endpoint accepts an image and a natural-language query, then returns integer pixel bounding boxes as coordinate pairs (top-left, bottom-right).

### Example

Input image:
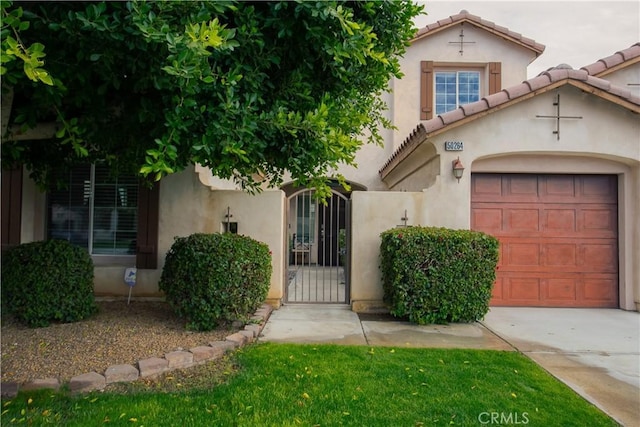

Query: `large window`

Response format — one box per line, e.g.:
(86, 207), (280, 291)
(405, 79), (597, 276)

(48, 164), (138, 255)
(434, 71), (480, 115)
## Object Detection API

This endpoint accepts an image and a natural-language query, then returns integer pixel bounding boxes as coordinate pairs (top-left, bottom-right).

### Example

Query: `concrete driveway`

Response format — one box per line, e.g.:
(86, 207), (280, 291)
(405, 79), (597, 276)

(482, 307), (640, 427)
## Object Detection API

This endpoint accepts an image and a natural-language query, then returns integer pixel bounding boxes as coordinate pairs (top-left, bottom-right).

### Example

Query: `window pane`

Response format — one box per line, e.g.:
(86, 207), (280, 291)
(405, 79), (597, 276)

(47, 165), (90, 249)
(434, 70), (482, 113)
(92, 165), (138, 255)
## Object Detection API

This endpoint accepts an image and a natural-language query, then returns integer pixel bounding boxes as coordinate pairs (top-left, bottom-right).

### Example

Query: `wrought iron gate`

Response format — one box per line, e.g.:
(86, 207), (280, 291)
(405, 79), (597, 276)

(286, 189), (350, 303)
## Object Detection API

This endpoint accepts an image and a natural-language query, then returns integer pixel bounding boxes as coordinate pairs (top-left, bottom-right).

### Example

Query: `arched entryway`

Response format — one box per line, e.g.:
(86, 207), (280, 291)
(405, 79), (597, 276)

(282, 181), (363, 303)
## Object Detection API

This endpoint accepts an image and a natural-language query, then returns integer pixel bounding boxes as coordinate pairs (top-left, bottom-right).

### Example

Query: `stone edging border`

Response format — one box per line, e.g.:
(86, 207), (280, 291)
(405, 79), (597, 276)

(0, 304), (274, 398)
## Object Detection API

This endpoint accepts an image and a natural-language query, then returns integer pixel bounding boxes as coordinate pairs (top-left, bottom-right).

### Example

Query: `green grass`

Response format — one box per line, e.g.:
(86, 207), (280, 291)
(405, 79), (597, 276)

(1, 344), (618, 426)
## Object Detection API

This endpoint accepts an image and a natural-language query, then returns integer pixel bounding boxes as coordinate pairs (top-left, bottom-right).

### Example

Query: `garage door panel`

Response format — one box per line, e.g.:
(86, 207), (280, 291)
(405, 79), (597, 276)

(504, 242), (540, 266)
(581, 208), (617, 235)
(471, 173), (618, 308)
(540, 175), (577, 201)
(583, 276), (618, 306)
(544, 243), (577, 266)
(506, 208), (540, 233)
(509, 277), (541, 301)
(505, 176), (539, 201)
(472, 174), (502, 201)
(581, 175), (617, 202)
(582, 243), (618, 272)
(472, 207), (503, 232)
(544, 209), (576, 232)
(546, 278), (577, 301)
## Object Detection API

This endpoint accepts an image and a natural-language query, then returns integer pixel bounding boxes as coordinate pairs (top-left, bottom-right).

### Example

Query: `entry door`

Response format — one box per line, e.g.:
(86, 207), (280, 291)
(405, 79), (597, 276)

(318, 193), (346, 266)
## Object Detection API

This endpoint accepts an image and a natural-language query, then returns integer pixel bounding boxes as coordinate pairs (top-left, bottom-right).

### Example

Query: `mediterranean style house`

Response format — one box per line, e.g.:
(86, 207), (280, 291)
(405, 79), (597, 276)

(3, 10), (639, 312)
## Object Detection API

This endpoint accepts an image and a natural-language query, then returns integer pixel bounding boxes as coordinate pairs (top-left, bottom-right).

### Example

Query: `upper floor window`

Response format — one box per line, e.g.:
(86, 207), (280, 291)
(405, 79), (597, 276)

(421, 61), (501, 120)
(434, 71), (480, 115)
(48, 164), (139, 256)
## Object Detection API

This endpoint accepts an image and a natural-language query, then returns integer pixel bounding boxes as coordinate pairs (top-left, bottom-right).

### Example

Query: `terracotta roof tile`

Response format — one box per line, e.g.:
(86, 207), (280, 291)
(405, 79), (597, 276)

(580, 43), (640, 76)
(423, 117), (446, 133)
(484, 91), (510, 107)
(504, 83), (532, 99)
(526, 74), (552, 91)
(440, 108), (466, 125)
(460, 99), (489, 115)
(410, 10), (545, 54)
(584, 76), (611, 92)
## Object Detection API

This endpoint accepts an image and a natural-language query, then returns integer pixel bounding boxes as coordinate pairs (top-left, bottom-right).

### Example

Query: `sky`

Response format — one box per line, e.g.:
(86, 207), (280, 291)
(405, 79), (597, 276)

(414, 1), (640, 78)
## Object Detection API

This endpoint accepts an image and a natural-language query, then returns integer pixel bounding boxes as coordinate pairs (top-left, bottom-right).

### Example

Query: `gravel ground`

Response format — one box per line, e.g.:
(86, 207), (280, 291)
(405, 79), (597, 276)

(0, 301), (236, 384)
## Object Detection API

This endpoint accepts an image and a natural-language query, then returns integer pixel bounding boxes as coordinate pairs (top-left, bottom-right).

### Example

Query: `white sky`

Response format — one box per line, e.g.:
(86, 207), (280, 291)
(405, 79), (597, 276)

(414, 1), (640, 78)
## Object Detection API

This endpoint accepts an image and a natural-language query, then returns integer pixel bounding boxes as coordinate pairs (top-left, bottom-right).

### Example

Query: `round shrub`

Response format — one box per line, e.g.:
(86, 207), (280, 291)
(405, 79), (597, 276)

(380, 226), (499, 324)
(160, 233), (272, 331)
(1, 239), (97, 328)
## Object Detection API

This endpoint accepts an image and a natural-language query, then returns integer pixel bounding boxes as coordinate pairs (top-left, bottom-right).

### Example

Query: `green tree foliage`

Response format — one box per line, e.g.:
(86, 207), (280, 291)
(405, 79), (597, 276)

(1, 1), (423, 196)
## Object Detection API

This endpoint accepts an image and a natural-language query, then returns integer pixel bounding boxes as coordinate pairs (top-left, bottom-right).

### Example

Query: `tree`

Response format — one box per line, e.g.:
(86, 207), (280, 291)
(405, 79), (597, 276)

(1, 1), (423, 196)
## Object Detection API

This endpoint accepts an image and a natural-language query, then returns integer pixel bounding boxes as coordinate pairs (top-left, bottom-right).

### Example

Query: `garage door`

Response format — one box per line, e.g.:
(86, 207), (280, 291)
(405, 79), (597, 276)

(471, 174), (618, 308)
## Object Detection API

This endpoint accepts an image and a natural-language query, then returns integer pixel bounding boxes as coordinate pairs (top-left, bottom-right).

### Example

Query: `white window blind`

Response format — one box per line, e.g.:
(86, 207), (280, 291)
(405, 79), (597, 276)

(48, 164), (138, 255)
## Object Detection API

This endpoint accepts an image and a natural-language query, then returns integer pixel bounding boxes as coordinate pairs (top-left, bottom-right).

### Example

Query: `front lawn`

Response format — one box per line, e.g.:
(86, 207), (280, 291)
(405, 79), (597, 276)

(1, 343), (617, 426)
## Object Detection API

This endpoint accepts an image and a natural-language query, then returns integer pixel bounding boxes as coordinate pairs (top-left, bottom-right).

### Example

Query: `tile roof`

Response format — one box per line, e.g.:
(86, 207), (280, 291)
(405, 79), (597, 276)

(579, 42), (640, 77)
(379, 62), (640, 178)
(411, 9), (545, 55)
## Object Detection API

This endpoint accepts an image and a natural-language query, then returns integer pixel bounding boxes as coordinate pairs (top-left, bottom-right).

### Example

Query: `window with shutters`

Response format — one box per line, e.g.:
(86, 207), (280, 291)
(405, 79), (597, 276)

(47, 164), (139, 256)
(421, 61), (501, 120)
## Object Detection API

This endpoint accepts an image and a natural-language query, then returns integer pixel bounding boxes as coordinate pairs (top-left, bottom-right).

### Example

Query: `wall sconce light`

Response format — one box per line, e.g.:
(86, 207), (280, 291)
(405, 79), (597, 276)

(452, 157), (465, 183)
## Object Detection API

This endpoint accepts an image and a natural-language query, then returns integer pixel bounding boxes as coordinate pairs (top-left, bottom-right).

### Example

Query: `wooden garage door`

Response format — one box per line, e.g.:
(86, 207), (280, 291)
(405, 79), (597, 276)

(471, 174), (618, 308)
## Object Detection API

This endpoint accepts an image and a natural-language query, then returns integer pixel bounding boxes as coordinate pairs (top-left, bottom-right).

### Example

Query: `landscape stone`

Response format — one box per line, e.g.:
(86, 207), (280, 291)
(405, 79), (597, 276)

(104, 364), (139, 384)
(208, 340), (235, 353)
(21, 378), (60, 391)
(138, 357), (169, 378)
(190, 346), (221, 363)
(244, 323), (261, 337)
(1, 382), (19, 398)
(69, 372), (106, 393)
(226, 332), (248, 347)
(165, 350), (194, 369)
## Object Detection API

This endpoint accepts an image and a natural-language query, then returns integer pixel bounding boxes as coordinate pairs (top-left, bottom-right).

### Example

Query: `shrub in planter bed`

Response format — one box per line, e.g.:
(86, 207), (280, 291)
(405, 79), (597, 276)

(1, 239), (97, 328)
(380, 226), (499, 324)
(160, 233), (272, 331)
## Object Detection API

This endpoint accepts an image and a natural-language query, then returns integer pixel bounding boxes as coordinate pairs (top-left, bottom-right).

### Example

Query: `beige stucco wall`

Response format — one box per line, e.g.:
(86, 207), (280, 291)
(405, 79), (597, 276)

(349, 190), (425, 312)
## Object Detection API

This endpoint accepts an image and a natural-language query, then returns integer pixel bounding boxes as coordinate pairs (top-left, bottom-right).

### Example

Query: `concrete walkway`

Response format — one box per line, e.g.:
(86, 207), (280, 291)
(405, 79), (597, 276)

(260, 304), (640, 426)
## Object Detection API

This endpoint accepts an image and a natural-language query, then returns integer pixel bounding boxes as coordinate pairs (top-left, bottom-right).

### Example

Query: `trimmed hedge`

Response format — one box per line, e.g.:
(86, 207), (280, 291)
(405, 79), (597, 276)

(380, 226), (499, 324)
(1, 239), (97, 328)
(160, 233), (272, 331)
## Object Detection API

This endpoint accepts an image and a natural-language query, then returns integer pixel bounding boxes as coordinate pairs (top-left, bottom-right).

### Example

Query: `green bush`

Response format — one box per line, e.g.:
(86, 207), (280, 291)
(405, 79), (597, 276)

(160, 233), (272, 331)
(380, 226), (499, 324)
(1, 239), (97, 328)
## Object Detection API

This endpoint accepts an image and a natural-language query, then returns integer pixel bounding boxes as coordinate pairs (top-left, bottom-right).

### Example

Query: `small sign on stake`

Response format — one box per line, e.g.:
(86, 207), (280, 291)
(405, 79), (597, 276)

(124, 267), (137, 304)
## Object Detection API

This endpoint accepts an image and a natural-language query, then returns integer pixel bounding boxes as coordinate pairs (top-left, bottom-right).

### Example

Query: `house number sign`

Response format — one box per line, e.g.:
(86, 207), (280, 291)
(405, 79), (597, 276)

(444, 141), (464, 151)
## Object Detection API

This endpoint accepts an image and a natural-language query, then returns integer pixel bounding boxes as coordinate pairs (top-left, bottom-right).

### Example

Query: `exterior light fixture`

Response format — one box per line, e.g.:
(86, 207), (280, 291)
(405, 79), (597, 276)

(452, 157), (465, 183)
